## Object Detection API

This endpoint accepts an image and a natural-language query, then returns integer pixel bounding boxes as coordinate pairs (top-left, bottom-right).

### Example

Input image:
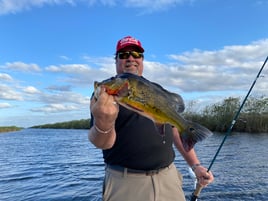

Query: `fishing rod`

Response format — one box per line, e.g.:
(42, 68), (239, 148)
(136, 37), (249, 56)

(190, 56), (268, 201)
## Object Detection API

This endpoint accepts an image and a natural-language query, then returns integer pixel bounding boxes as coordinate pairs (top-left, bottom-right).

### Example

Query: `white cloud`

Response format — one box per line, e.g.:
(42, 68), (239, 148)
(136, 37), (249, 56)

(45, 61), (116, 86)
(31, 103), (78, 113)
(0, 73), (13, 81)
(0, 0), (76, 15)
(45, 64), (91, 74)
(142, 39), (268, 94)
(46, 85), (72, 92)
(124, 0), (188, 13)
(5, 61), (41, 72)
(23, 86), (40, 94)
(0, 84), (23, 100)
(0, 0), (191, 15)
(0, 102), (12, 108)
(59, 55), (71, 61)
(170, 39), (268, 66)
(39, 91), (90, 105)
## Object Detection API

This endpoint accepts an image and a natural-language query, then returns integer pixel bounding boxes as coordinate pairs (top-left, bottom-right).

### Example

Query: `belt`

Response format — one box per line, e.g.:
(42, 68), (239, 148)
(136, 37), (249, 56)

(106, 164), (168, 176)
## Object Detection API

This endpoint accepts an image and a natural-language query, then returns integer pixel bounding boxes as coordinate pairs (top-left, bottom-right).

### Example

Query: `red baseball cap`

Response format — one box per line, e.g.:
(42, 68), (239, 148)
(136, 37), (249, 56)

(116, 36), (144, 53)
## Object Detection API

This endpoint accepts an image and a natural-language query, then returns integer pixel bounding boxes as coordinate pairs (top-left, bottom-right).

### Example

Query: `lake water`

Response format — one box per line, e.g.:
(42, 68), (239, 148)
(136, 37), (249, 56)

(0, 129), (267, 201)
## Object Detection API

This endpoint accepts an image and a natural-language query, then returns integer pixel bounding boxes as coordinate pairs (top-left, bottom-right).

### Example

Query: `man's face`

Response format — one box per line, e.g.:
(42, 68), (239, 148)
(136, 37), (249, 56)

(115, 47), (144, 76)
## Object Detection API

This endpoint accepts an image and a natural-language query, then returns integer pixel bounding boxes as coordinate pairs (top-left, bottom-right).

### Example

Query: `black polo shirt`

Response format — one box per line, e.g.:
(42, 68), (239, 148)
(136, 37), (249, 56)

(90, 105), (175, 170)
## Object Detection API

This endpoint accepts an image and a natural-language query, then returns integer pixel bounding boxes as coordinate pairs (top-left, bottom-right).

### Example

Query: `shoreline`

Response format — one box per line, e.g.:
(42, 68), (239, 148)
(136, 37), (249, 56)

(0, 126), (23, 133)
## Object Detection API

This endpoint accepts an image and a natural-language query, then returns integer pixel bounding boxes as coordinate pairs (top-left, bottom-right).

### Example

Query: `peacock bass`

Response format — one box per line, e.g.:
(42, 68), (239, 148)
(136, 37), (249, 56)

(94, 73), (213, 152)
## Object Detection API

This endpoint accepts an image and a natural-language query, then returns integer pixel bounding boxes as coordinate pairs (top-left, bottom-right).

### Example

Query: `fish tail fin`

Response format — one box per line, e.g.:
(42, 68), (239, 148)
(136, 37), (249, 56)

(180, 121), (213, 152)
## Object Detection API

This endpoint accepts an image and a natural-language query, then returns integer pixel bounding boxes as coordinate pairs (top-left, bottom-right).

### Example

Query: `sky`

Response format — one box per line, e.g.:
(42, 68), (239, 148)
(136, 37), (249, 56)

(0, 0), (268, 128)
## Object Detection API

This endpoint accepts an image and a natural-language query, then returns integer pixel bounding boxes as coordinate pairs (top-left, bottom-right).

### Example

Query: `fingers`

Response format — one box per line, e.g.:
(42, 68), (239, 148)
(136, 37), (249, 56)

(197, 171), (214, 187)
(197, 177), (209, 187)
(91, 86), (119, 119)
(194, 166), (214, 187)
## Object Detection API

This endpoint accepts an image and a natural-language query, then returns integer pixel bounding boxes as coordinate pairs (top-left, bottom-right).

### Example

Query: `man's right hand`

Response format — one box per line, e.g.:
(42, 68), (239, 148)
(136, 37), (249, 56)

(91, 86), (119, 131)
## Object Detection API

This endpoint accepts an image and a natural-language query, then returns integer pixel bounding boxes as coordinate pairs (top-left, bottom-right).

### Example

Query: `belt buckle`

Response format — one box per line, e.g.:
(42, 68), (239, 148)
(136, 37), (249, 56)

(146, 169), (159, 176)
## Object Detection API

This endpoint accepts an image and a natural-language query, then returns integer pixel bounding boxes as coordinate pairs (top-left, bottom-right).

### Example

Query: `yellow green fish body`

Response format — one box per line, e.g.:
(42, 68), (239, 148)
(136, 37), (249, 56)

(94, 73), (213, 151)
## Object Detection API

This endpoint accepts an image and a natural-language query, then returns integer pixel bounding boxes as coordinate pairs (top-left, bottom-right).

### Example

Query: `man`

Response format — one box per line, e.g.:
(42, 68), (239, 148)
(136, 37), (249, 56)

(88, 36), (214, 201)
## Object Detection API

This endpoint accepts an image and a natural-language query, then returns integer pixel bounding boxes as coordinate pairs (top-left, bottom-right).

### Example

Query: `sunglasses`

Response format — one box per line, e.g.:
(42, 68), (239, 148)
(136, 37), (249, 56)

(117, 51), (144, 59)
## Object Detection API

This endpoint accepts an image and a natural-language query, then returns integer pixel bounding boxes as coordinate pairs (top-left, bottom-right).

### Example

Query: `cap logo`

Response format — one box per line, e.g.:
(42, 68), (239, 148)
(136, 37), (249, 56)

(116, 36), (144, 53)
(119, 37), (139, 46)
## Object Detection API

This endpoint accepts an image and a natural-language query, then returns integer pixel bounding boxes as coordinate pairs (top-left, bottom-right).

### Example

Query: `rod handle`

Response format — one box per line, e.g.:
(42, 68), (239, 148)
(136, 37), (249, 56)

(190, 183), (203, 201)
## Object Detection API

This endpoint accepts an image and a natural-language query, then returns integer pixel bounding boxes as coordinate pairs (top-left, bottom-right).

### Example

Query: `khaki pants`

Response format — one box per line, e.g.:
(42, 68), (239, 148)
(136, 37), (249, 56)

(103, 163), (186, 201)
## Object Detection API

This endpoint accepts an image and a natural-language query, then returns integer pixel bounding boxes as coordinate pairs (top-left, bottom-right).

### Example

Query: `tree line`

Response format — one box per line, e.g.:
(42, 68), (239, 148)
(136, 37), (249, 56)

(31, 119), (91, 129)
(31, 96), (268, 133)
(0, 126), (22, 133)
(183, 96), (268, 133)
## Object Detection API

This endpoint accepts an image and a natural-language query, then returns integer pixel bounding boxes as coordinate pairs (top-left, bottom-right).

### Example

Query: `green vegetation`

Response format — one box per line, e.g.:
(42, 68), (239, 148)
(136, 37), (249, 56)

(30, 96), (268, 133)
(0, 126), (23, 133)
(184, 96), (268, 133)
(31, 119), (90, 129)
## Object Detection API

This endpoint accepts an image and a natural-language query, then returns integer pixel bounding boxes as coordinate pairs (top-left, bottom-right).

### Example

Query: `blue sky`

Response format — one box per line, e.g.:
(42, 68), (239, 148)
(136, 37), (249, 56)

(0, 0), (268, 127)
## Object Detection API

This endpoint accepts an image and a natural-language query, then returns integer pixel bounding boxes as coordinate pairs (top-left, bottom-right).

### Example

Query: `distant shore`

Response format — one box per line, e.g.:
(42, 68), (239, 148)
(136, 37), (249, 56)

(0, 126), (23, 133)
